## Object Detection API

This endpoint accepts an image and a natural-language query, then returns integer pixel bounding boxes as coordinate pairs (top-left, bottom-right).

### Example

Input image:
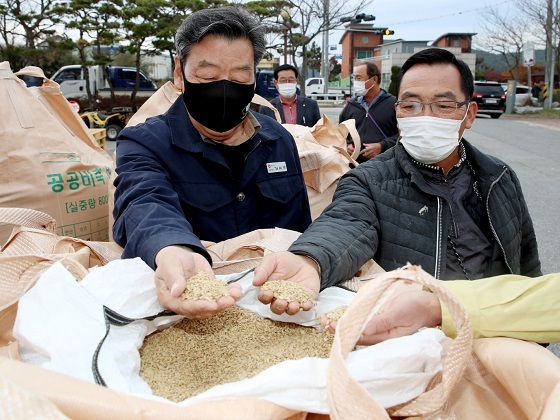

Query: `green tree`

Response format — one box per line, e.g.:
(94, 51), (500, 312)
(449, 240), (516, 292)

(329, 56), (341, 82)
(387, 65), (399, 96)
(1, 0), (62, 67)
(306, 41), (322, 73)
(149, 0), (226, 75)
(244, 0), (295, 65)
(53, 0), (101, 108)
(122, 0), (169, 108)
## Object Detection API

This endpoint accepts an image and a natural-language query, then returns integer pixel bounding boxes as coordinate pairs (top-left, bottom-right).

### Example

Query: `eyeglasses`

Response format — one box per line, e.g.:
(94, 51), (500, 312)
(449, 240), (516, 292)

(395, 100), (470, 116)
(277, 78), (297, 84)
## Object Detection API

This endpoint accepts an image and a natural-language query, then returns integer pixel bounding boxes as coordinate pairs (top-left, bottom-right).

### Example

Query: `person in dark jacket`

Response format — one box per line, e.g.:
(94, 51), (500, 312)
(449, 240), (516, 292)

(252, 48), (541, 316)
(339, 62), (399, 163)
(113, 6), (312, 319)
(258, 64), (321, 127)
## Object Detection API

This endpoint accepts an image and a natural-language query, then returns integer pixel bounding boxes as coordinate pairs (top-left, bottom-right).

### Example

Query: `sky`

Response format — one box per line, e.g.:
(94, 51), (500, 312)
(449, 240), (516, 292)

(328, 0), (517, 49)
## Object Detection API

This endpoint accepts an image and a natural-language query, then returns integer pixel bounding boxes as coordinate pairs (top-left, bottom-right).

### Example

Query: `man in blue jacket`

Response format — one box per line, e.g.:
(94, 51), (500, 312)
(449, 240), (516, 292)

(112, 7), (311, 319)
(258, 64), (321, 127)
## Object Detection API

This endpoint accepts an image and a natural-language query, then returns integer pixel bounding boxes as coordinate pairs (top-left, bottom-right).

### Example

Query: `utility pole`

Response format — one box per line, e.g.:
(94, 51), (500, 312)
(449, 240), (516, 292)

(544, 0), (554, 109)
(321, 0), (330, 94)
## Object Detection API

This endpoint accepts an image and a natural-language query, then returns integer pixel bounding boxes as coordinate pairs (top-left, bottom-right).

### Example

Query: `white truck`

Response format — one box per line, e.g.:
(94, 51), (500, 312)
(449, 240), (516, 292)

(51, 65), (157, 112)
(304, 77), (348, 101)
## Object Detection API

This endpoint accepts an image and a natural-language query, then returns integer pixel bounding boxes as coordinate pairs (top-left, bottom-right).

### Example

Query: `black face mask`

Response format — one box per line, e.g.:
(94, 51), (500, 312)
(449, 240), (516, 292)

(182, 78), (255, 133)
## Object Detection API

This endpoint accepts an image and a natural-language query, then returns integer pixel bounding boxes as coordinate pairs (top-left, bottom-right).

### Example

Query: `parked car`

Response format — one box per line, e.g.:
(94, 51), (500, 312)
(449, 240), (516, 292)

(51, 65), (157, 112)
(499, 83), (537, 107)
(513, 85), (537, 106)
(472, 81), (506, 119)
(254, 70), (277, 100)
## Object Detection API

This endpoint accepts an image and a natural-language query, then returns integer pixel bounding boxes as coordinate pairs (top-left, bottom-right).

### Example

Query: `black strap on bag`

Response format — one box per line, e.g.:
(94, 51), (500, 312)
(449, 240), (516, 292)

(92, 307), (176, 386)
(91, 269), (256, 385)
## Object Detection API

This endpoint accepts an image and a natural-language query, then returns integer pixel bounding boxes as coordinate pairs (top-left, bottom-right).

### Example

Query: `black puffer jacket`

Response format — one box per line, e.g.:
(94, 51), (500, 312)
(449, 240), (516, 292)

(289, 140), (542, 288)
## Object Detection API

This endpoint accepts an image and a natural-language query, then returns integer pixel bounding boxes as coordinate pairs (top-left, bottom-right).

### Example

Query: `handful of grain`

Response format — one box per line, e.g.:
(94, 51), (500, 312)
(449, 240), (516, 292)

(139, 305), (333, 402)
(181, 270), (229, 301)
(325, 305), (348, 322)
(260, 280), (316, 306)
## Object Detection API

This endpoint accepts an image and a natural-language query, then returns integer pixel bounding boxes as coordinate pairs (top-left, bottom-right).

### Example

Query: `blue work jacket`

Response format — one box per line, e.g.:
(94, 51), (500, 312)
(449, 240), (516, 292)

(113, 98), (311, 268)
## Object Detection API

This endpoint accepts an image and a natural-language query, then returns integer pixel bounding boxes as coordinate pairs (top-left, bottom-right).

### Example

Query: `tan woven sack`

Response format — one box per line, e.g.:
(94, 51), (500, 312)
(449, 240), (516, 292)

(255, 94), (361, 221)
(0, 62), (113, 244)
(0, 208), (122, 351)
(327, 265), (560, 419)
(0, 209), (310, 418)
(0, 356), (304, 420)
(284, 116), (361, 220)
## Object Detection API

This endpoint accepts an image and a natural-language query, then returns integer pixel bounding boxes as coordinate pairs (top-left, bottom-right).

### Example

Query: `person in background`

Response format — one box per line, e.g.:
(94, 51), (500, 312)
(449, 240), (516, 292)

(531, 80), (544, 100)
(113, 6), (311, 319)
(339, 62), (399, 163)
(322, 273), (559, 345)
(252, 48), (541, 316)
(258, 64), (321, 127)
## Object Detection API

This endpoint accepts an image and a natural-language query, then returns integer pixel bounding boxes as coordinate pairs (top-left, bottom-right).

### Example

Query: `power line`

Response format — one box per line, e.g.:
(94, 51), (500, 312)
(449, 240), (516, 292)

(385, 0), (514, 27)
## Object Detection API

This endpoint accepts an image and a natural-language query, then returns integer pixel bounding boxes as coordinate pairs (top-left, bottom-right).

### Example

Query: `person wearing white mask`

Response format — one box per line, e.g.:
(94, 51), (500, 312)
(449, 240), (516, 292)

(258, 64), (321, 127)
(251, 48), (541, 316)
(339, 62), (399, 163)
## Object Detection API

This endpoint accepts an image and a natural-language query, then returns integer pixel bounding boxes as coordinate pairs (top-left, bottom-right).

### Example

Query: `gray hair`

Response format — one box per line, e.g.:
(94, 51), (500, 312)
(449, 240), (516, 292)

(175, 6), (266, 69)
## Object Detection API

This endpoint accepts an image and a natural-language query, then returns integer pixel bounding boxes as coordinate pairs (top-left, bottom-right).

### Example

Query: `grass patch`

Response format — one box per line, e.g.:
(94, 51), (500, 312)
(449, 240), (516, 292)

(503, 108), (560, 119)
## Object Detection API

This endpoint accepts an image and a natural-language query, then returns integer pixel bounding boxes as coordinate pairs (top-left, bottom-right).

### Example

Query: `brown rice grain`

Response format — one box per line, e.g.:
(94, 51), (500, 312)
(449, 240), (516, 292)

(139, 305), (333, 402)
(260, 280), (316, 306)
(325, 305), (348, 322)
(181, 270), (229, 301)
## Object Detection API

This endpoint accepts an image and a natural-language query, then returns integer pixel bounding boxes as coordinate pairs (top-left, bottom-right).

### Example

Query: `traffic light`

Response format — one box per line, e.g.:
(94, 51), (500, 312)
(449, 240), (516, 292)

(358, 14), (375, 22)
(372, 28), (395, 35)
(341, 13), (375, 24)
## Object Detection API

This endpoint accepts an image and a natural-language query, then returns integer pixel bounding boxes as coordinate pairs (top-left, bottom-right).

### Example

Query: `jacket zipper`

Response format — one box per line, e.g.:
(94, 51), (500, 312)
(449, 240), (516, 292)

(244, 139), (261, 166)
(435, 197), (443, 278)
(230, 138), (262, 180)
(486, 166), (513, 273)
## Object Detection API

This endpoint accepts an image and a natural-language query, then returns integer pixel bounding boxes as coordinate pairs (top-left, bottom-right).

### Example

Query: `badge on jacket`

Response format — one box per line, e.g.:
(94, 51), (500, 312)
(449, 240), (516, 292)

(267, 162), (287, 173)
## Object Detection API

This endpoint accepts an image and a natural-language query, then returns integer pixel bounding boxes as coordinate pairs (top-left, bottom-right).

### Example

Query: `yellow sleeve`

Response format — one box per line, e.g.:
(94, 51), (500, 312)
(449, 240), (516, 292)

(439, 274), (560, 343)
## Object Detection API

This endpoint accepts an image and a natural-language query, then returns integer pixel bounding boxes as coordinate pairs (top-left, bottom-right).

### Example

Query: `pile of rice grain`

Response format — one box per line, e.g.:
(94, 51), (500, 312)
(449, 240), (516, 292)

(139, 305), (333, 402)
(181, 270), (229, 301)
(260, 280), (316, 306)
(325, 305), (348, 322)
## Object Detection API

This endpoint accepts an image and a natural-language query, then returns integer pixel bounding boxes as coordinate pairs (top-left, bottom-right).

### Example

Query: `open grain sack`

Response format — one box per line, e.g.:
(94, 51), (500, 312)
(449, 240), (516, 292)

(0, 62), (113, 244)
(9, 258), (446, 415)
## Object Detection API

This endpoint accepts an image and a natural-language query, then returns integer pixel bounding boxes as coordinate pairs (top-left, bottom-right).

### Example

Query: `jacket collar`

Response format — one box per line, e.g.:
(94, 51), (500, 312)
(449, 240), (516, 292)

(352, 89), (388, 107)
(396, 138), (506, 192)
(461, 139), (507, 181)
(166, 97), (281, 154)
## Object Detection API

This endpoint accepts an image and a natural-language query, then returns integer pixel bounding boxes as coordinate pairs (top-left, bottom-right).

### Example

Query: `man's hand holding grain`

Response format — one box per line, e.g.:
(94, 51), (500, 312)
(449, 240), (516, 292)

(154, 245), (242, 319)
(253, 252), (321, 315)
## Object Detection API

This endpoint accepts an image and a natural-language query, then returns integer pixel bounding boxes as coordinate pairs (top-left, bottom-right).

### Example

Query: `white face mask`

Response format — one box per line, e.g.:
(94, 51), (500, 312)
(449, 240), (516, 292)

(398, 106), (470, 164)
(278, 83), (297, 98)
(354, 77), (373, 96)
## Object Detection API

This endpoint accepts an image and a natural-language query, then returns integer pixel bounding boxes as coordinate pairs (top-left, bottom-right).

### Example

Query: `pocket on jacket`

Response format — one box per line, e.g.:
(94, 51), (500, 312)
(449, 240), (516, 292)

(256, 174), (305, 204)
(176, 182), (232, 213)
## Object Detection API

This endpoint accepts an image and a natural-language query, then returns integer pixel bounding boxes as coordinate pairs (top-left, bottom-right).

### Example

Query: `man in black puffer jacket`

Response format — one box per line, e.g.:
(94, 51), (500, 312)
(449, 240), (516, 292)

(253, 48), (541, 315)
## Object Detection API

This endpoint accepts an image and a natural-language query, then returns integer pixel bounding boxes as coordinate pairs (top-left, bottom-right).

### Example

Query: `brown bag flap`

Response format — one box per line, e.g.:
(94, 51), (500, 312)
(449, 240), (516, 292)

(327, 264), (473, 419)
(0, 356), (302, 419)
